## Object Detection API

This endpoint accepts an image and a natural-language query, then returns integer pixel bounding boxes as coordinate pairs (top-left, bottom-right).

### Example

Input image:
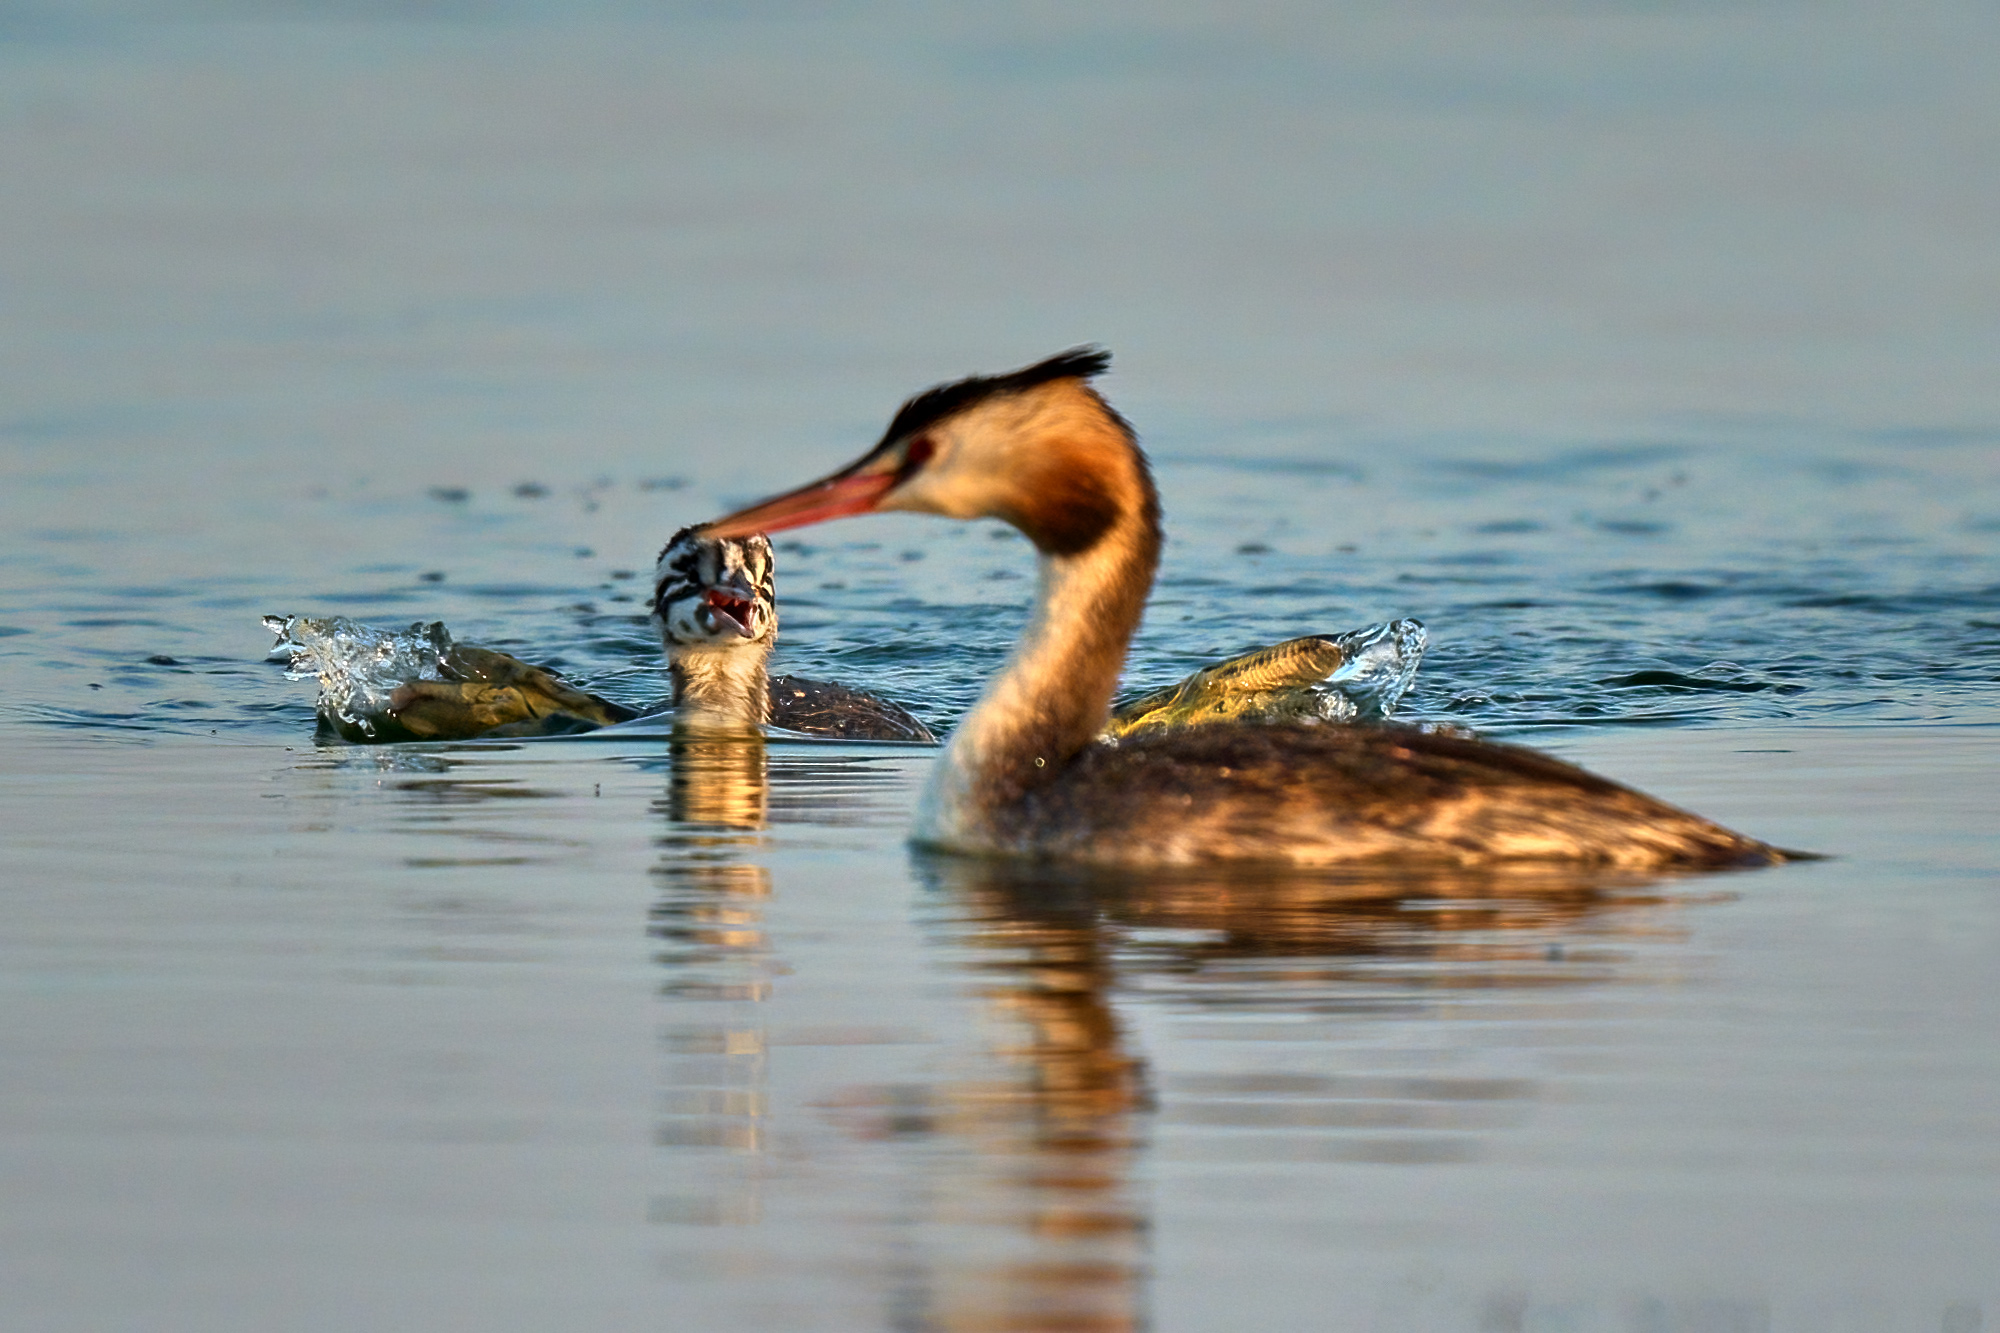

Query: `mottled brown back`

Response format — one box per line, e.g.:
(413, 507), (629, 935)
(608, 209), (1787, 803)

(1002, 723), (1785, 870)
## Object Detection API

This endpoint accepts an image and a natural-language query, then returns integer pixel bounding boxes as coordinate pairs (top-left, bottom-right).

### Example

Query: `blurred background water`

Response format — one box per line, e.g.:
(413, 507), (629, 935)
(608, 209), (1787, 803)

(2, 3), (1997, 1330)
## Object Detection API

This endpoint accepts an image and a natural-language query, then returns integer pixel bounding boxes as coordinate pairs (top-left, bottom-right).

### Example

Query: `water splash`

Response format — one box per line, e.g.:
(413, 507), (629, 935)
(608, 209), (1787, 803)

(265, 614), (640, 743)
(263, 614), (453, 741)
(1103, 619), (1428, 740)
(266, 609), (1432, 748)
(1327, 618), (1429, 719)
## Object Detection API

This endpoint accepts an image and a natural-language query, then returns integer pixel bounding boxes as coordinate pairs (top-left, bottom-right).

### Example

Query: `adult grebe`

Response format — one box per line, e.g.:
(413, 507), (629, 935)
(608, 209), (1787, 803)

(702, 348), (1791, 869)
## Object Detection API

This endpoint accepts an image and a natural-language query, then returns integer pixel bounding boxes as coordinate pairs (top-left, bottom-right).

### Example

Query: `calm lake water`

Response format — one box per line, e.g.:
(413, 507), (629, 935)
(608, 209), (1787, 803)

(3, 5), (1999, 1330)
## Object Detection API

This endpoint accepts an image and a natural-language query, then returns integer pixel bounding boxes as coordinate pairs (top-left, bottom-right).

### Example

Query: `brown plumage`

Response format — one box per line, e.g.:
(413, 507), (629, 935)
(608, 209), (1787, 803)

(701, 347), (1797, 869)
(1017, 724), (1775, 868)
(766, 674), (935, 743)
(1102, 634), (1355, 739)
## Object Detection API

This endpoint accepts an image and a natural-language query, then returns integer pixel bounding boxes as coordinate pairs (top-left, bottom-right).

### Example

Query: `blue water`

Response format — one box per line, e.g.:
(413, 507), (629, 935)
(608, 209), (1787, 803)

(7, 420), (1997, 739)
(3, 6), (1998, 1331)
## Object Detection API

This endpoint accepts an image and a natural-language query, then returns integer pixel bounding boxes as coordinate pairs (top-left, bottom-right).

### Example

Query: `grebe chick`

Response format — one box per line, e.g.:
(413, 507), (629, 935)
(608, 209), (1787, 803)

(702, 348), (1792, 869)
(650, 525), (777, 730)
(652, 526), (937, 742)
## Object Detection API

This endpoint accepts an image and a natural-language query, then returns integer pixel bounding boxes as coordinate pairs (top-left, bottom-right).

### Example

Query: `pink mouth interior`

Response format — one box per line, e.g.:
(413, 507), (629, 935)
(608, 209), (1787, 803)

(705, 589), (757, 636)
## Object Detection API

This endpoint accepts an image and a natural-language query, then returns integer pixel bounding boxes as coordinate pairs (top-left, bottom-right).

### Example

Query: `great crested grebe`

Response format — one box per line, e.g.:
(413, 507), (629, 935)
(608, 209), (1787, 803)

(703, 348), (1792, 869)
(651, 525), (937, 741)
(651, 525), (778, 728)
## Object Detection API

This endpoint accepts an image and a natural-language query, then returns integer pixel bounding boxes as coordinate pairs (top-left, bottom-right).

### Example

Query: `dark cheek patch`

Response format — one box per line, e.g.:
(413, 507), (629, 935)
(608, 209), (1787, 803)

(1010, 466), (1120, 556)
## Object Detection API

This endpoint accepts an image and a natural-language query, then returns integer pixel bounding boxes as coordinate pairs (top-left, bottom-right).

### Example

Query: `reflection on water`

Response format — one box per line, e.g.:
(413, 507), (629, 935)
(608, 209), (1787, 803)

(651, 732), (777, 1226)
(646, 835), (1729, 1331)
(0, 718), (1990, 1328)
(636, 733), (1813, 1327)
(928, 859), (1706, 1193)
(662, 731), (772, 834)
(859, 859), (1155, 1332)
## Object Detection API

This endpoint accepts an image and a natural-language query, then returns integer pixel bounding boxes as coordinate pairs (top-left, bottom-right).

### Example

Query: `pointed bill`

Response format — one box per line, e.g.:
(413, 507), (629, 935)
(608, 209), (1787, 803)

(702, 462), (898, 539)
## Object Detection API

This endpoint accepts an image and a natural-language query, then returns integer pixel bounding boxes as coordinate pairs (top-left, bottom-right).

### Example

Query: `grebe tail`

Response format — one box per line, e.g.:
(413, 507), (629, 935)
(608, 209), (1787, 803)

(702, 348), (1791, 869)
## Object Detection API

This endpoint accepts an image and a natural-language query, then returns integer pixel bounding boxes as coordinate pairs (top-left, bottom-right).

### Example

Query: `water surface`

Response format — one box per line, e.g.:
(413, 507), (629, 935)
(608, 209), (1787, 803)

(3, 726), (1995, 1330)
(2, 5), (1998, 1330)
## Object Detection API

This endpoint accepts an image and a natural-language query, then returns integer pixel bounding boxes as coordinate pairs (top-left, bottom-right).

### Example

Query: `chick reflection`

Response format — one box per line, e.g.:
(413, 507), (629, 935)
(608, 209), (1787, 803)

(649, 728), (775, 1225)
(662, 728), (769, 832)
(882, 855), (1708, 1329)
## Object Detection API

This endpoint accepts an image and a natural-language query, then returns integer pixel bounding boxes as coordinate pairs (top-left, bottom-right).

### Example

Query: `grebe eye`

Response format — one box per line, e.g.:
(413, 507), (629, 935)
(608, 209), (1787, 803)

(901, 435), (935, 473)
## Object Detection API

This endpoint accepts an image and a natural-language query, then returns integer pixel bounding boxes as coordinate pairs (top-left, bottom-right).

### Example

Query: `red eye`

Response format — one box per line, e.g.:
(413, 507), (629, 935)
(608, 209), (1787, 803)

(892, 435), (935, 487)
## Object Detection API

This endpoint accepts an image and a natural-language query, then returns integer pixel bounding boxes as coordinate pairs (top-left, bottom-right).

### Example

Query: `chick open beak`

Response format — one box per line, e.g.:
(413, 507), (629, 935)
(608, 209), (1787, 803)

(703, 587), (760, 638)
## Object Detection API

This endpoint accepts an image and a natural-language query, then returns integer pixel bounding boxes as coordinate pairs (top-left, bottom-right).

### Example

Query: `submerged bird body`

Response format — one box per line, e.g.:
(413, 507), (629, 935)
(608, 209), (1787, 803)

(1101, 620), (1425, 740)
(265, 615), (638, 744)
(276, 524), (1390, 748)
(704, 349), (1788, 869)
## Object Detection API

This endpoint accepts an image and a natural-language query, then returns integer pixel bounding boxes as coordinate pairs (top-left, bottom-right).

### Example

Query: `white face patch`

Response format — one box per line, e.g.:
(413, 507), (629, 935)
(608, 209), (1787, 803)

(652, 530), (777, 648)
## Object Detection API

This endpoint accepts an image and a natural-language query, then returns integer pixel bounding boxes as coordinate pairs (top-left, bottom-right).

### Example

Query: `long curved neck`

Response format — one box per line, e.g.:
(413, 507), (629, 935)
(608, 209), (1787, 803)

(670, 642), (772, 730)
(919, 484), (1161, 847)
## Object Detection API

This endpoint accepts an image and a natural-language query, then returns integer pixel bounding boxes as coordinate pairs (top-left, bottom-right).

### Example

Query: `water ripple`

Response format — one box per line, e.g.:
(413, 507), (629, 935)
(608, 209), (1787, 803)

(2, 433), (1995, 740)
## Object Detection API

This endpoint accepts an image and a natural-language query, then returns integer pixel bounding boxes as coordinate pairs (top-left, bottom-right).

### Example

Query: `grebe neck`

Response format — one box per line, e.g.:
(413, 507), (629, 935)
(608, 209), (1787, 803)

(670, 642), (772, 731)
(918, 485), (1160, 845)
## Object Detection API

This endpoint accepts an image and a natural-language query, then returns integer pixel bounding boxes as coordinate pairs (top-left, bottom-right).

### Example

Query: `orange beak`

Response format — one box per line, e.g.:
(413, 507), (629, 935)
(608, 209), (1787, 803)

(703, 461), (899, 539)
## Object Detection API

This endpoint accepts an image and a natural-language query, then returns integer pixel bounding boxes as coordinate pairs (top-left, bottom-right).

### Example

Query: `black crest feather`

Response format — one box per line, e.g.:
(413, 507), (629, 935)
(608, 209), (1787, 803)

(879, 346), (1112, 446)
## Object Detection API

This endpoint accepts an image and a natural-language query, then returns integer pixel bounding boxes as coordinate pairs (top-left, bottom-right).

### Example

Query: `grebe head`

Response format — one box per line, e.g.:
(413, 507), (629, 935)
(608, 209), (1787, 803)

(652, 526), (777, 650)
(705, 347), (1147, 557)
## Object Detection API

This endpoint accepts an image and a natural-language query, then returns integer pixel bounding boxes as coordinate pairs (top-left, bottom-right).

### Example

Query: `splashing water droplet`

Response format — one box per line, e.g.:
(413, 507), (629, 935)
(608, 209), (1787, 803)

(1326, 618), (1428, 719)
(263, 614), (453, 741)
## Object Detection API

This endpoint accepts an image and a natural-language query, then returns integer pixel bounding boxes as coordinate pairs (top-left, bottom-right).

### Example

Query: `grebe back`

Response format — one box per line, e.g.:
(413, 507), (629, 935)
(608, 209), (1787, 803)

(702, 348), (1791, 869)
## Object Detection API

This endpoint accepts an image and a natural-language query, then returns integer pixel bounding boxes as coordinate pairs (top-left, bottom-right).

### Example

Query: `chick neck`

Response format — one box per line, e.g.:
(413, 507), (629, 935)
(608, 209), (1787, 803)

(669, 637), (772, 732)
